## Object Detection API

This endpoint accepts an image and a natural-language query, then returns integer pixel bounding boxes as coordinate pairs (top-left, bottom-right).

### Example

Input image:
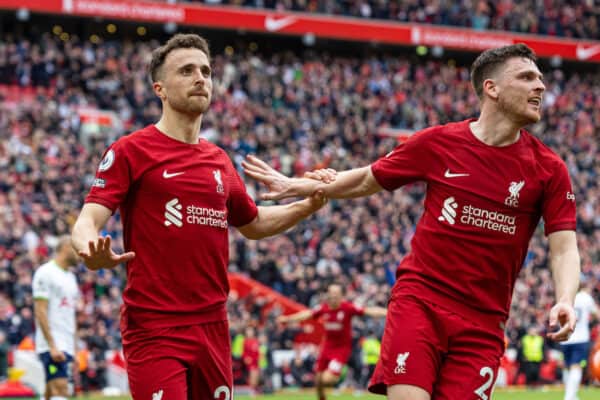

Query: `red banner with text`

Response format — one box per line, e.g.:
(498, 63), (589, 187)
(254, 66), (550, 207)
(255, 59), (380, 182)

(3, 0), (600, 63)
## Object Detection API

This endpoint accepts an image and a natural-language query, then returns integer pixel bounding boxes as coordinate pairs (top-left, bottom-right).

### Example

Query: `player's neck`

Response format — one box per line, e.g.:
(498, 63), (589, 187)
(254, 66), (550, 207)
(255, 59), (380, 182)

(53, 257), (69, 271)
(155, 108), (203, 144)
(470, 110), (522, 147)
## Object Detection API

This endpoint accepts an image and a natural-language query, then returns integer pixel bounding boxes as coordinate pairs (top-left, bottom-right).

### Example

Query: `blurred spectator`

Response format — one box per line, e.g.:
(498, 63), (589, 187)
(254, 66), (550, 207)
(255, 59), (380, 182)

(358, 329), (380, 389)
(85, 321), (109, 390)
(192, 0), (600, 39)
(0, 330), (8, 380)
(519, 325), (545, 387)
(290, 350), (315, 388)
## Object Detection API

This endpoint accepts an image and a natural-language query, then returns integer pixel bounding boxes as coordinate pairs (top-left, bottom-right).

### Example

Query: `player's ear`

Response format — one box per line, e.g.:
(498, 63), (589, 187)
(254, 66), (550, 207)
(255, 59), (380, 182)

(483, 78), (499, 101)
(152, 81), (166, 101)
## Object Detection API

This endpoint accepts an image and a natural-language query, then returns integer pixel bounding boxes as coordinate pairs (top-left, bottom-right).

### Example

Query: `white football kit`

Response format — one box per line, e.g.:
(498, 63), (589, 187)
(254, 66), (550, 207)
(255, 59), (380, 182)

(32, 260), (80, 355)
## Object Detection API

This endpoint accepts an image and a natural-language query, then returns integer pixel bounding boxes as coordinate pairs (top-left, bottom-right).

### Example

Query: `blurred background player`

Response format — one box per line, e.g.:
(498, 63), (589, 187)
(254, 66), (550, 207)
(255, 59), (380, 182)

(561, 279), (599, 400)
(278, 284), (386, 400)
(242, 326), (260, 395)
(32, 236), (80, 400)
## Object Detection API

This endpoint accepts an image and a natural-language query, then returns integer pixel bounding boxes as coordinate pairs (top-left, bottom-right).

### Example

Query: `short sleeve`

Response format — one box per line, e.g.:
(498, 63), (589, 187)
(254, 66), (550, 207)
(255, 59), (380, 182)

(226, 162), (258, 227)
(85, 141), (132, 213)
(311, 304), (324, 318)
(32, 268), (50, 300)
(370, 129), (433, 191)
(350, 303), (365, 316)
(541, 159), (576, 236)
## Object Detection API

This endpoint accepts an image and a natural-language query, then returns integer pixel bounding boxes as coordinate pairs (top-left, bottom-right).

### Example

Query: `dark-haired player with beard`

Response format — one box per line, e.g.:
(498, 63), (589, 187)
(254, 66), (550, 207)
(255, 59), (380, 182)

(243, 44), (580, 400)
(71, 34), (327, 400)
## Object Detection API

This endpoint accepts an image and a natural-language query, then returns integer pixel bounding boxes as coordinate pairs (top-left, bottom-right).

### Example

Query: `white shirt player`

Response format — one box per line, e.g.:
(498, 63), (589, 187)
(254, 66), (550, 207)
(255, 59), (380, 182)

(32, 260), (80, 355)
(564, 290), (598, 344)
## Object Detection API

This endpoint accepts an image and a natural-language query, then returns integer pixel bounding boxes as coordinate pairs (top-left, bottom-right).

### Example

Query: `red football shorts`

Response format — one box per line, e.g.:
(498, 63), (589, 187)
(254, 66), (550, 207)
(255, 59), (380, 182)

(122, 320), (233, 400)
(368, 293), (505, 400)
(243, 356), (260, 372)
(316, 346), (351, 376)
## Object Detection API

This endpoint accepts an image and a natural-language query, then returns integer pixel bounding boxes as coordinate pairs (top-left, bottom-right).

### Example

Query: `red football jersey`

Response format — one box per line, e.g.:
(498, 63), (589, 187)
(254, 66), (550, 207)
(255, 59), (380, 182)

(242, 337), (260, 366)
(312, 301), (365, 350)
(85, 125), (258, 329)
(371, 119), (576, 323)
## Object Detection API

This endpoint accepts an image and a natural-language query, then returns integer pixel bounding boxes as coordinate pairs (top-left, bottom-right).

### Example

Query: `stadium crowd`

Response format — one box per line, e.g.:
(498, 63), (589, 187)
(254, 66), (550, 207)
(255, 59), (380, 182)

(0, 31), (598, 389)
(189, 0), (600, 39)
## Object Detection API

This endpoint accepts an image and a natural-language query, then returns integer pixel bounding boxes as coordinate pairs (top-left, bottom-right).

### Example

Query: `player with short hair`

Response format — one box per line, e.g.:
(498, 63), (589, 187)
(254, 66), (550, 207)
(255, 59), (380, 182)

(33, 235), (81, 400)
(561, 279), (599, 400)
(278, 284), (387, 400)
(243, 43), (580, 400)
(71, 33), (327, 400)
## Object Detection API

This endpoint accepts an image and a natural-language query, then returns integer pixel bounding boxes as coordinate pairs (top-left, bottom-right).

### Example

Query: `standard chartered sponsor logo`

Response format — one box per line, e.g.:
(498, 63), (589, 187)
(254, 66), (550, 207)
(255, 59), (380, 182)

(186, 205), (228, 228)
(439, 197), (517, 235)
(324, 322), (343, 331)
(164, 198), (228, 229)
(164, 198), (183, 227)
(461, 205), (516, 235)
(438, 197), (458, 225)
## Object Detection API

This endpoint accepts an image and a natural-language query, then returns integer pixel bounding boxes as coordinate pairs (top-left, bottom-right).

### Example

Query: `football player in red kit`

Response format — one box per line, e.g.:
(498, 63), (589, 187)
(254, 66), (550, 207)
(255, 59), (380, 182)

(278, 284), (386, 400)
(242, 326), (261, 394)
(72, 34), (327, 400)
(243, 44), (580, 400)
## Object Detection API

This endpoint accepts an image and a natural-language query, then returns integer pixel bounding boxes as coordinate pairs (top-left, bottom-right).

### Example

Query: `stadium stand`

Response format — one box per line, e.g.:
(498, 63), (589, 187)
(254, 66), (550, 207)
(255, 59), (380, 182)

(0, 3), (598, 392)
(188, 0), (600, 39)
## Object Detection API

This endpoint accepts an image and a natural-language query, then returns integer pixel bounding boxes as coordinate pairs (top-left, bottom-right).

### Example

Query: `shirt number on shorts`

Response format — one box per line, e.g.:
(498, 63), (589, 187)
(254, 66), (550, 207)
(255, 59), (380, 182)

(474, 366), (494, 400)
(214, 385), (231, 400)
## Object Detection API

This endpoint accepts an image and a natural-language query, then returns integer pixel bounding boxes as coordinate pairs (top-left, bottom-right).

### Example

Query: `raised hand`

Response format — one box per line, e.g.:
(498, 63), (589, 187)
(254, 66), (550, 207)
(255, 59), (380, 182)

(546, 301), (576, 341)
(242, 155), (295, 200)
(78, 235), (135, 271)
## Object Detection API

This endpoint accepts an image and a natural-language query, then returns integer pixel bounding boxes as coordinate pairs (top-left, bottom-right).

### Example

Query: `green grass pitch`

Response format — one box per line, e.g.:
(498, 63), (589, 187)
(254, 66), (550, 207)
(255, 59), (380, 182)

(7, 386), (599, 399)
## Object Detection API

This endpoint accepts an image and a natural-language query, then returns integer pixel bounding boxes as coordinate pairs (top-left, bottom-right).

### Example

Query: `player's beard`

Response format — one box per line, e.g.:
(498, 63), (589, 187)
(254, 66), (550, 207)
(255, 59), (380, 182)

(497, 91), (540, 126)
(169, 93), (211, 116)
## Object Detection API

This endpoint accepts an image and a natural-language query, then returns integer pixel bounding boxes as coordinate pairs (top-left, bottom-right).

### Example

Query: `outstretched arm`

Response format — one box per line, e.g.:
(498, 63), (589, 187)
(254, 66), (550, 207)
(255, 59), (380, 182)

(242, 155), (382, 201)
(237, 192), (328, 240)
(277, 309), (314, 324)
(71, 203), (135, 270)
(364, 306), (387, 318)
(546, 230), (580, 341)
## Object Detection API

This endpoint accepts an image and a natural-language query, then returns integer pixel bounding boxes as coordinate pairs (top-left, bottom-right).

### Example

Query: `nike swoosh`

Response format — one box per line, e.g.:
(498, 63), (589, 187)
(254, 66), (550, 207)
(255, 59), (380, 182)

(576, 44), (600, 61)
(265, 16), (297, 32)
(444, 169), (469, 178)
(163, 170), (185, 179)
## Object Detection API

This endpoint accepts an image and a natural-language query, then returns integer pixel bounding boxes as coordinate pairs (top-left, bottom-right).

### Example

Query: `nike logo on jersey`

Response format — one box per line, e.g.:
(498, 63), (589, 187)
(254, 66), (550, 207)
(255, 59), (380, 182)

(163, 170), (185, 179)
(444, 169), (469, 178)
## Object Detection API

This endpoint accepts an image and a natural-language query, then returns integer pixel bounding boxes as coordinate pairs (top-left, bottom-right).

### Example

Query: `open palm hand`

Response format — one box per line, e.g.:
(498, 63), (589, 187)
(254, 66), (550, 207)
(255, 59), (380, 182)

(78, 236), (135, 270)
